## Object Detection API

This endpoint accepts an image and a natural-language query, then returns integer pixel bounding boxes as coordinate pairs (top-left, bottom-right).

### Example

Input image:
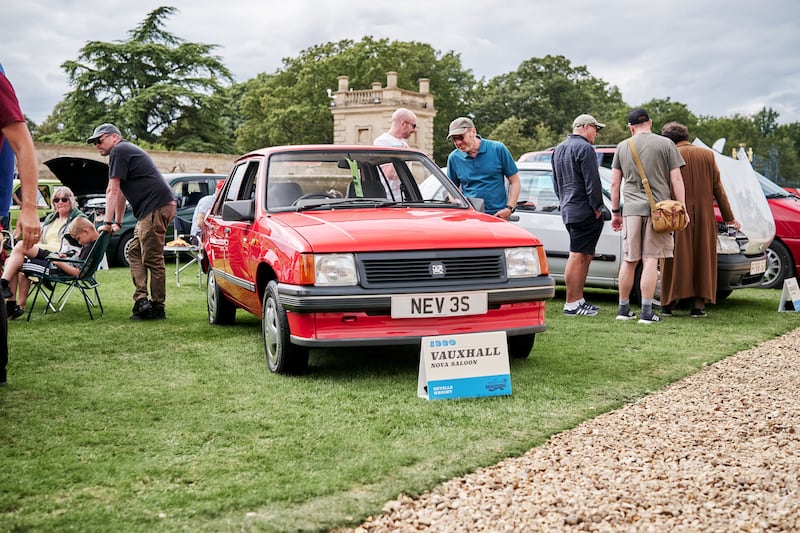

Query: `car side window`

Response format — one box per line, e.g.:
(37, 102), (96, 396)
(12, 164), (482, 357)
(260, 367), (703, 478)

(518, 171), (561, 213)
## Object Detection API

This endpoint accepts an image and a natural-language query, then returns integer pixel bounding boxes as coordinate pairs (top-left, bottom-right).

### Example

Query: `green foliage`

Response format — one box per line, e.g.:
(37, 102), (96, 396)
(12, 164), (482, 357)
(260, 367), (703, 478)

(43, 6), (232, 150)
(470, 55), (629, 149)
(1, 269), (795, 531)
(236, 36), (475, 164)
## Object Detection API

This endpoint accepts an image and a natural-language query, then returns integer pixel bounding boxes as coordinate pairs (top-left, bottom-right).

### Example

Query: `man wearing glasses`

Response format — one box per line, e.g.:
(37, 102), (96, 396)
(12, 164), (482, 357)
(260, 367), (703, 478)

(445, 117), (520, 221)
(88, 123), (176, 320)
(373, 108), (418, 200)
(551, 114), (607, 317)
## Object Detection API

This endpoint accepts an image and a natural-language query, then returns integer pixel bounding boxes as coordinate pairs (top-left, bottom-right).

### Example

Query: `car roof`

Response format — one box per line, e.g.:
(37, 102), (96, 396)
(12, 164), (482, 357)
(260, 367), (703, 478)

(236, 144), (424, 162)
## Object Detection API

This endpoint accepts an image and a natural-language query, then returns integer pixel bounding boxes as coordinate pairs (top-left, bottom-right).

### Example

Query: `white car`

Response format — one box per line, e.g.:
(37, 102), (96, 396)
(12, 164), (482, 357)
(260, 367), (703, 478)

(512, 162), (768, 300)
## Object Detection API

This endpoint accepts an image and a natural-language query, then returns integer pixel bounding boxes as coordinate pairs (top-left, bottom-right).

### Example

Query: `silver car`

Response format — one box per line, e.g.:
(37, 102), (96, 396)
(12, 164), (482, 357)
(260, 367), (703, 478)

(512, 162), (767, 300)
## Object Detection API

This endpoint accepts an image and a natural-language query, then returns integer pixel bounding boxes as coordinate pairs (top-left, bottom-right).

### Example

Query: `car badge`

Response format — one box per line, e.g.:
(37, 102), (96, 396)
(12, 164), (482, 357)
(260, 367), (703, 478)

(429, 261), (446, 278)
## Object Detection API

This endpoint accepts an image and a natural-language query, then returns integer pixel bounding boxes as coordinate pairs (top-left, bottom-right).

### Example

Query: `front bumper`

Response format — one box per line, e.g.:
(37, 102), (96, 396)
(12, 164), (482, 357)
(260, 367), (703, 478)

(717, 252), (768, 290)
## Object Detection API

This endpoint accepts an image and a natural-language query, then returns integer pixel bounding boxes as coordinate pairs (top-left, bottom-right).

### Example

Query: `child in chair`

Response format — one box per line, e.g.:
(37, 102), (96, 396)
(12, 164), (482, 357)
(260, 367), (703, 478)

(1, 218), (100, 292)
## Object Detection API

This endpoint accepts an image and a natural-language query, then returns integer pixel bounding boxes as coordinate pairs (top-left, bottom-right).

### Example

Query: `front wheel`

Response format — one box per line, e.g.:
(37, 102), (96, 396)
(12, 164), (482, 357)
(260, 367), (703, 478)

(762, 240), (794, 289)
(508, 333), (534, 359)
(207, 270), (236, 325)
(262, 280), (309, 374)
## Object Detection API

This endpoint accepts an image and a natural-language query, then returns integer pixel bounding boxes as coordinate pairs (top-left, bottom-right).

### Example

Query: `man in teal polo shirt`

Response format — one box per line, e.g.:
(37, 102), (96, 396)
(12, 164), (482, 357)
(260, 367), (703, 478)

(445, 117), (520, 220)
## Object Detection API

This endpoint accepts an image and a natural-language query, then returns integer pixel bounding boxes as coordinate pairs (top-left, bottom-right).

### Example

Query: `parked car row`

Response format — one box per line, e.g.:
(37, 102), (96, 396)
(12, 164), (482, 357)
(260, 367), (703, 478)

(520, 141), (799, 290)
(43, 156), (224, 265)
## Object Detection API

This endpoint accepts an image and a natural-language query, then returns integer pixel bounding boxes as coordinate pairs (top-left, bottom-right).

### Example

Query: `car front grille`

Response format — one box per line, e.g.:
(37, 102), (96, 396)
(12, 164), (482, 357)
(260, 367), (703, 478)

(357, 250), (506, 288)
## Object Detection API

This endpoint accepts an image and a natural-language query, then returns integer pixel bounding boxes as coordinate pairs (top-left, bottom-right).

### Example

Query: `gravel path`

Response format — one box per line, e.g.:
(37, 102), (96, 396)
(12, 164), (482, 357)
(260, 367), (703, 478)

(348, 328), (800, 532)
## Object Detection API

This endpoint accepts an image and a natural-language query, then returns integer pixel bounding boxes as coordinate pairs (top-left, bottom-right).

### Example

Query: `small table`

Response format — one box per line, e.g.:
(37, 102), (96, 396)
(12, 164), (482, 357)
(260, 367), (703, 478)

(163, 244), (202, 287)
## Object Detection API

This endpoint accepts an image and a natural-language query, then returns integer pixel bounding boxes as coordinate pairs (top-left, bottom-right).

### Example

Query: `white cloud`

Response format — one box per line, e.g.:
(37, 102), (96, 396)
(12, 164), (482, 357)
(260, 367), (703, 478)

(2, 0), (799, 125)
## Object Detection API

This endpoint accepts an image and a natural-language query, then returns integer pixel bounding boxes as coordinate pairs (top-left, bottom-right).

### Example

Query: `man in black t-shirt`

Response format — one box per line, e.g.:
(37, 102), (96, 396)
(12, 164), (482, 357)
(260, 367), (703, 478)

(88, 123), (176, 320)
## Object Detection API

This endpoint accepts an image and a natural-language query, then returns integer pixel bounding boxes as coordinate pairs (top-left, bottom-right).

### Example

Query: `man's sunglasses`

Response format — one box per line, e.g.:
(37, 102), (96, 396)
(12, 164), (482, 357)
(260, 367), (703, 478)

(451, 135), (464, 142)
(53, 197), (70, 203)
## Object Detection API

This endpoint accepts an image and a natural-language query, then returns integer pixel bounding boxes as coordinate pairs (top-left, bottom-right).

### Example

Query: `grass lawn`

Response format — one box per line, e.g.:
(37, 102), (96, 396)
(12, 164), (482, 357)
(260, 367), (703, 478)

(1, 264), (797, 532)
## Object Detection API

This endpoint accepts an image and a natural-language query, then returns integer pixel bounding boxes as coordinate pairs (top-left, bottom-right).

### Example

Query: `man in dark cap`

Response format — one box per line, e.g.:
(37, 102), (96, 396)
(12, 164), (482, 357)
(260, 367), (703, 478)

(609, 108), (688, 324)
(88, 123), (176, 320)
(445, 117), (520, 220)
(552, 114), (606, 316)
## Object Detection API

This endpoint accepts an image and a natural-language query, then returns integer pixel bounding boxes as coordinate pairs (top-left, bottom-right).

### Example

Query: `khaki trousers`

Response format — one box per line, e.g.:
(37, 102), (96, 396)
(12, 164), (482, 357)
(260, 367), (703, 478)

(128, 203), (176, 308)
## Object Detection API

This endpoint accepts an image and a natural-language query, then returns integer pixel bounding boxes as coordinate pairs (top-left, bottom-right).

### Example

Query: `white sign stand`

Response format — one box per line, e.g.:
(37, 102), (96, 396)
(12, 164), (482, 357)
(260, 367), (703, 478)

(778, 277), (800, 312)
(417, 331), (512, 400)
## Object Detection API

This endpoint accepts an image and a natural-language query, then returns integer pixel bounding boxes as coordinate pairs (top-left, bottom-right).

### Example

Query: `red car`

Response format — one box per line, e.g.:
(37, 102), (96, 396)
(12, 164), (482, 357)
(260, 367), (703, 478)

(758, 172), (800, 289)
(202, 145), (555, 373)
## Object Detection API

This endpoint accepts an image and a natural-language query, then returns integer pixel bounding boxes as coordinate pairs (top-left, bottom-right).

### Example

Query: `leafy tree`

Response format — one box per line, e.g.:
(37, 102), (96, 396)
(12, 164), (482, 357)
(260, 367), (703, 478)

(236, 36), (474, 164)
(40, 6), (233, 151)
(470, 55), (628, 151)
(636, 97), (699, 135)
(486, 117), (532, 160)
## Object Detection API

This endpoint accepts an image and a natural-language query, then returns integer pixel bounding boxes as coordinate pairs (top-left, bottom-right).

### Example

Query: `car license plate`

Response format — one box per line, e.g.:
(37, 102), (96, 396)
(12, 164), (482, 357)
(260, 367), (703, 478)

(391, 291), (488, 318)
(750, 259), (767, 275)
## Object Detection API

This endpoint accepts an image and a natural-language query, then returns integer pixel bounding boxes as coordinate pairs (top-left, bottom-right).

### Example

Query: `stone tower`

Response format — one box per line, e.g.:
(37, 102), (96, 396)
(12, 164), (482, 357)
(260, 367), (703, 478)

(330, 71), (436, 157)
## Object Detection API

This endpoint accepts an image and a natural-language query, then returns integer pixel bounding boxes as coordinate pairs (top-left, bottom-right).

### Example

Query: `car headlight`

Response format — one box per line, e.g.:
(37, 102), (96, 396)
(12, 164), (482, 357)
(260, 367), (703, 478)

(314, 253), (358, 286)
(505, 247), (541, 277)
(716, 235), (741, 254)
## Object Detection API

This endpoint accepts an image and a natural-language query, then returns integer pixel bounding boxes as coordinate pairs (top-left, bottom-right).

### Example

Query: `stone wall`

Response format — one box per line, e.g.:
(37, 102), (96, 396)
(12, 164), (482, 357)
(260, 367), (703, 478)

(34, 142), (237, 180)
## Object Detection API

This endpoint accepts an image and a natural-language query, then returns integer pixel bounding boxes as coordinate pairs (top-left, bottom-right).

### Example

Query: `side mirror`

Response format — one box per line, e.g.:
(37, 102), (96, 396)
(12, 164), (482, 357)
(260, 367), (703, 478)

(222, 199), (255, 222)
(467, 197), (485, 212)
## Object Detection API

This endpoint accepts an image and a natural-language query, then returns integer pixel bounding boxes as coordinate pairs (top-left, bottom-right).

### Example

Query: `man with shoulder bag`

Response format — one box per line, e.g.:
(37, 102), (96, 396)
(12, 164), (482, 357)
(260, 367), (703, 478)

(610, 108), (689, 324)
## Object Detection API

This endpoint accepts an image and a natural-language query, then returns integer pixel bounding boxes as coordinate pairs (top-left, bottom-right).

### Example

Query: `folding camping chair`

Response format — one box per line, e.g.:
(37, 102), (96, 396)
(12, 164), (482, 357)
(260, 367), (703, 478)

(164, 216), (202, 287)
(26, 230), (111, 320)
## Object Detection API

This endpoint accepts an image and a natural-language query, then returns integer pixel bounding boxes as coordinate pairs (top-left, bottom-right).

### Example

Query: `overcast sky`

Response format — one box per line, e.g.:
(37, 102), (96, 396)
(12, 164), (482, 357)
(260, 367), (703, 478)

(2, 0), (799, 127)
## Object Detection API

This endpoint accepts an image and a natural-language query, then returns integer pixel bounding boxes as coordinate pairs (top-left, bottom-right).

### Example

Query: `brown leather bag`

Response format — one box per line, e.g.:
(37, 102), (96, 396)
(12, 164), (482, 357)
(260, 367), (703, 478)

(628, 139), (687, 233)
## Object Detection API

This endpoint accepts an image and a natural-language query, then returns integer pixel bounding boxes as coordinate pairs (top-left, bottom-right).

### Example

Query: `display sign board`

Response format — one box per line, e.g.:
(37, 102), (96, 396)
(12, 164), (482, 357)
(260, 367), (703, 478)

(778, 277), (800, 312)
(417, 331), (511, 400)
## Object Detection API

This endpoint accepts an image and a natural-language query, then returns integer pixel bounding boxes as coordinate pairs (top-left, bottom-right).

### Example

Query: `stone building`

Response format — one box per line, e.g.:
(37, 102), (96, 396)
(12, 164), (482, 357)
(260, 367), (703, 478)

(330, 71), (436, 157)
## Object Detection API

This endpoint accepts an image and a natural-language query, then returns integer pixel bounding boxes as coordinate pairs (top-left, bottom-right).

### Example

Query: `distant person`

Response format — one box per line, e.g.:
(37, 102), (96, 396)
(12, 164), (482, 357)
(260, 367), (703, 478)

(1, 67), (41, 386)
(551, 114), (606, 316)
(373, 107), (418, 199)
(88, 123), (176, 320)
(660, 122), (740, 318)
(446, 117), (520, 220)
(190, 179), (224, 243)
(610, 108), (687, 324)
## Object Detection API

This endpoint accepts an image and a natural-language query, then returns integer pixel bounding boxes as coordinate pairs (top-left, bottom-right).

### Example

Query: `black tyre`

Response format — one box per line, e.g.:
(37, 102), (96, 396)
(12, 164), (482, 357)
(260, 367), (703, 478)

(716, 289), (732, 301)
(207, 270), (236, 325)
(116, 231), (135, 267)
(762, 240), (794, 289)
(262, 280), (309, 374)
(508, 333), (534, 359)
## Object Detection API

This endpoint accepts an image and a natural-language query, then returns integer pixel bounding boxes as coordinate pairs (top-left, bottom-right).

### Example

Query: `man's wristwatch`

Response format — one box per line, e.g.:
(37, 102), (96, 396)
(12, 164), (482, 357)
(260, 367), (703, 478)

(611, 208), (621, 214)
(506, 205), (516, 213)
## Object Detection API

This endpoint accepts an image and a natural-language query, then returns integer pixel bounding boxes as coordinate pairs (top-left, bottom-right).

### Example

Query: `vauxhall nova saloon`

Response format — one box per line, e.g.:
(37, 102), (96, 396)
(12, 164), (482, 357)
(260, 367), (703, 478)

(202, 145), (555, 374)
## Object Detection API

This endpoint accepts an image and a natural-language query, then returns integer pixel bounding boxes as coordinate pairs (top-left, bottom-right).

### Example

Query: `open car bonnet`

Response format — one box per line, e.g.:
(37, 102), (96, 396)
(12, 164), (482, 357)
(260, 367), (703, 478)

(44, 156), (109, 198)
(694, 138), (775, 255)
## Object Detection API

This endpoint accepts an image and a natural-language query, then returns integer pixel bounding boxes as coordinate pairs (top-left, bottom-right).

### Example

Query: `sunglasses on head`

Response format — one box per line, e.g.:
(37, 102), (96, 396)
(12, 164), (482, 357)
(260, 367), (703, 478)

(53, 197), (70, 203)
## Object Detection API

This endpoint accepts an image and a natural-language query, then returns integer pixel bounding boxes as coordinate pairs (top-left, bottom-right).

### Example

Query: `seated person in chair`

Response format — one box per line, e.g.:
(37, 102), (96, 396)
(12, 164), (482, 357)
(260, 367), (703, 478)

(2, 218), (99, 300)
(1, 186), (85, 319)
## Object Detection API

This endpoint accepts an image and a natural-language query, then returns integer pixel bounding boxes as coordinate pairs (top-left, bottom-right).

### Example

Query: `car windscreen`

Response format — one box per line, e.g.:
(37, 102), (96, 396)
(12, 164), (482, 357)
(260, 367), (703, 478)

(264, 150), (469, 211)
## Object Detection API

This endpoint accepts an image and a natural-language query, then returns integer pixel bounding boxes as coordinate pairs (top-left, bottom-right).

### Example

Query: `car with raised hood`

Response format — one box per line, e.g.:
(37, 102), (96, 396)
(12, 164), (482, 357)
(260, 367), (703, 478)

(510, 161), (768, 300)
(202, 145), (555, 374)
(44, 156), (224, 265)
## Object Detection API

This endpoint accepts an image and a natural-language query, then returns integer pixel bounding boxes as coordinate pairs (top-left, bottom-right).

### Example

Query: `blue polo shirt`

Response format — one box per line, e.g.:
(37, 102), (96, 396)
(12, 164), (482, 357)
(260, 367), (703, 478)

(447, 137), (518, 214)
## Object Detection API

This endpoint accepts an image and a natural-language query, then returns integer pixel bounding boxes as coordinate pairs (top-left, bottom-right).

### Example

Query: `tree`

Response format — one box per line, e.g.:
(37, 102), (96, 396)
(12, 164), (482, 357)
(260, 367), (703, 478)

(236, 36), (475, 164)
(40, 6), (233, 151)
(470, 55), (629, 151)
